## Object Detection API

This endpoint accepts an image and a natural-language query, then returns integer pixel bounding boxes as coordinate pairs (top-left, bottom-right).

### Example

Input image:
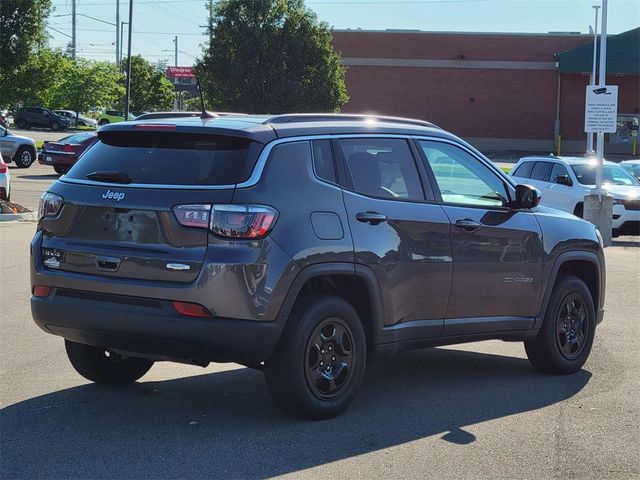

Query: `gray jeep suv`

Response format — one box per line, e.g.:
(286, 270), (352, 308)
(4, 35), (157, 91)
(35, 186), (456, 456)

(31, 114), (605, 418)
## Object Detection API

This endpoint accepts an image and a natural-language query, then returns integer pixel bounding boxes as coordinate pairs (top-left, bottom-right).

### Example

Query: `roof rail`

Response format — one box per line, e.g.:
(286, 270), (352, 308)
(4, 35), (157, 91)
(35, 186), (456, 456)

(262, 113), (439, 129)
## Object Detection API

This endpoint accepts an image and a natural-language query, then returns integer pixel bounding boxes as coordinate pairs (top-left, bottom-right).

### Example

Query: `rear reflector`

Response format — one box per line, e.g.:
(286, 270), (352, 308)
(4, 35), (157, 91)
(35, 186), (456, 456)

(172, 301), (212, 318)
(33, 285), (52, 297)
(134, 124), (176, 130)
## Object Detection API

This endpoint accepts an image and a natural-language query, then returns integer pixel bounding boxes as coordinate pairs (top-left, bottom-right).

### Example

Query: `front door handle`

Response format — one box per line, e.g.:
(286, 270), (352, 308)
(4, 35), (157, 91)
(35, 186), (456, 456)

(455, 218), (482, 232)
(356, 211), (388, 225)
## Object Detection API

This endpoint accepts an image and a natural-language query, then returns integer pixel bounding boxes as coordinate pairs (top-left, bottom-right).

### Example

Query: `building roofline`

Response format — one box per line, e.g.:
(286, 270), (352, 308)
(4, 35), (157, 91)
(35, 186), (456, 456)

(333, 29), (597, 37)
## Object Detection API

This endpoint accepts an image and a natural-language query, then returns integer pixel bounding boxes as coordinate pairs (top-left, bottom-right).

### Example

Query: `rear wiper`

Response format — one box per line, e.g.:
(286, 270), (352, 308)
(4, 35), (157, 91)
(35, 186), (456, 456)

(86, 171), (132, 184)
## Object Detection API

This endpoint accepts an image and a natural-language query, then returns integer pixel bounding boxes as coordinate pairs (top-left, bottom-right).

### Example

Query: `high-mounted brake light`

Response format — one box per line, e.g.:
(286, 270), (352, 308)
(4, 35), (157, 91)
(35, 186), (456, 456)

(172, 204), (278, 239)
(134, 124), (177, 130)
(37, 192), (64, 220)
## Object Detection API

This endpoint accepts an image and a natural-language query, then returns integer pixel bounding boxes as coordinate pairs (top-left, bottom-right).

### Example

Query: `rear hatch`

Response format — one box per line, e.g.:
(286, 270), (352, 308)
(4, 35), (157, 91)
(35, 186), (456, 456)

(40, 127), (264, 283)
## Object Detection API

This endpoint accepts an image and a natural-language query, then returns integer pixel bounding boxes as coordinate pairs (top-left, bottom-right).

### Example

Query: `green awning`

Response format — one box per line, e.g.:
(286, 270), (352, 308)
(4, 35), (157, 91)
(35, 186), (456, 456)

(558, 27), (639, 75)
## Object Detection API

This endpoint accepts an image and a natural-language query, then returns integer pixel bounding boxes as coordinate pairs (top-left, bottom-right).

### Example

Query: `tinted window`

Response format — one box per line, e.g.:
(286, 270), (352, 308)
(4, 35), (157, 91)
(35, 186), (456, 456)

(26, 107), (40, 114)
(311, 139), (336, 183)
(512, 162), (534, 178)
(67, 132), (261, 186)
(530, 162), (552, 181)
(339, 138), (424, 200)
(550, 163), (571, 184)
(420, 140), (509, 207)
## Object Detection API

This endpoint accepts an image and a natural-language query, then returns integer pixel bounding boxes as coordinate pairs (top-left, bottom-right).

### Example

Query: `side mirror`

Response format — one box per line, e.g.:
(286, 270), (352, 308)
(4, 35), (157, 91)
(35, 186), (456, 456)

(554, 174), (572, 186)
(513, 184), (541, 209)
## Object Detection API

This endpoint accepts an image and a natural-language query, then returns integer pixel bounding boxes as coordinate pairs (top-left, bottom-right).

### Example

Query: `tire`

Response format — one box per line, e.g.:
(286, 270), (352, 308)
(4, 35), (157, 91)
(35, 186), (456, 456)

(51, 121), (61, 131)
(15, 118), (26, 129)
(98, 119), (109, 126)
(54, 166), (67, 175)
(265, 295), (366, 419)
(525, 276), (596, 374)
(65, 339), (154, 384)
(14, 147), (34, 168)
(573, 203), (584, 218)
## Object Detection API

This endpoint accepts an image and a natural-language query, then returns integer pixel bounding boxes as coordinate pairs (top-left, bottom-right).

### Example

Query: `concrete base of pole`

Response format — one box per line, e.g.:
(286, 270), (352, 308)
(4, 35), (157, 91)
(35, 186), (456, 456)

(583, 194), (613, 247)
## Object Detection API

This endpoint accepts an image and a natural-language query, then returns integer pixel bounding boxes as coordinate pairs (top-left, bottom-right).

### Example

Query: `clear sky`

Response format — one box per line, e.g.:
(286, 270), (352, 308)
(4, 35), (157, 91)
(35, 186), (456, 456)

(46, 0), (640, 66)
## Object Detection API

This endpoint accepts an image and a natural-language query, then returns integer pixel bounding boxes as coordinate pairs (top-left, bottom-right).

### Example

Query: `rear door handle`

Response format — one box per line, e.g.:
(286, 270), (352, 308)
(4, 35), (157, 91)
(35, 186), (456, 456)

(454, 219), (482, 232)
(356, 212), (388, 225)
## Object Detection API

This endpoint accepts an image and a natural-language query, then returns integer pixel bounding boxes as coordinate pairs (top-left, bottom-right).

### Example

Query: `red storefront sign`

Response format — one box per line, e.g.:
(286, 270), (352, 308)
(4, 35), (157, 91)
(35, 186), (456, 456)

(166, 66), (194, 78)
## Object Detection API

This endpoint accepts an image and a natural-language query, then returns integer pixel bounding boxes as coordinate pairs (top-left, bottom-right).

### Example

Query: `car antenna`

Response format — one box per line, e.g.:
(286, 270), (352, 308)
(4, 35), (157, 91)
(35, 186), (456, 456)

(196, 77), (215, 119)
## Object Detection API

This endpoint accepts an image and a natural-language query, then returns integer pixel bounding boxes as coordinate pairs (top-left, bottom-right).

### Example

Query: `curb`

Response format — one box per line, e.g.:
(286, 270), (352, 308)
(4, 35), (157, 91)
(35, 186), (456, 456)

(0, 211), (38, 222)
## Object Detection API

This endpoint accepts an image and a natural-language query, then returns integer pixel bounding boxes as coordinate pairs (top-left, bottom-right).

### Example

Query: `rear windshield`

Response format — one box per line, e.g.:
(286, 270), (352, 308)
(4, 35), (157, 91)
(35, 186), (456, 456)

(58, 133), (95, 144)
(66, 131), (262, 186)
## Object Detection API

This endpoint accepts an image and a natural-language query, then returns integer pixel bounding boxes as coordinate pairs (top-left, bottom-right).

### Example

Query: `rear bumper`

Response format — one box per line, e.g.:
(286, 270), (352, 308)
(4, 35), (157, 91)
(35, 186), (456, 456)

(31, 289), (283, 364)
(38, 152), (77, 167)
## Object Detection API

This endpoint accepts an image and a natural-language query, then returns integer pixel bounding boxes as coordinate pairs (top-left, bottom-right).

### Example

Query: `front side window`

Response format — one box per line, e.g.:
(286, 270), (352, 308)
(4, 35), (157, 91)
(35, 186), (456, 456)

(419, 140), (509, 207)
(339, 138), (424, 200)
(550, 163), (571, 184)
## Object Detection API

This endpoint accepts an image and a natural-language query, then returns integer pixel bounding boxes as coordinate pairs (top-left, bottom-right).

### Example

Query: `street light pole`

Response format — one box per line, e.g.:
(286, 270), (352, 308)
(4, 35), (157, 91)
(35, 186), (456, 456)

(115, 0), (120, 64)
(124, 0), (133, 118)
(71, 0), (77, 58)
(174, 36), (178, 67)
(586, 5), (600, 153)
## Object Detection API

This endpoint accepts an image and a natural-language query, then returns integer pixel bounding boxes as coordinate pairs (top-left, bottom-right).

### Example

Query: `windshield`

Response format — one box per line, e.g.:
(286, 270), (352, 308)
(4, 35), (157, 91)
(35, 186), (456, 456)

(570, 164), (640, 186)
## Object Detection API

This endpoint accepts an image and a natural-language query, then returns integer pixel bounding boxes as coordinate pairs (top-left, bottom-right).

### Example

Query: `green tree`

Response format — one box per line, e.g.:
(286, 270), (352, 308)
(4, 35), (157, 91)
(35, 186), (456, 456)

(0, 0), (52, 106)
(195, 0), (348, 113)
(51, 60), (124, 119)
(122, 55), (175, 113)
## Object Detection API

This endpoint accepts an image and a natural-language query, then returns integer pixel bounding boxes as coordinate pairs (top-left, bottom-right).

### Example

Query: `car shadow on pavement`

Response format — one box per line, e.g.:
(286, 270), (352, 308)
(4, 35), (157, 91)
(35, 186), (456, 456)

(10, 173), (59, 180)
(1, 348), (591, 479)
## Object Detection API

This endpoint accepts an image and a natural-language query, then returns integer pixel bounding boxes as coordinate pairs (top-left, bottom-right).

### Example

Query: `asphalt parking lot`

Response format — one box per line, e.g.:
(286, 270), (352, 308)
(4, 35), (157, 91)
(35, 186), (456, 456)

(0, 221), (639, 479)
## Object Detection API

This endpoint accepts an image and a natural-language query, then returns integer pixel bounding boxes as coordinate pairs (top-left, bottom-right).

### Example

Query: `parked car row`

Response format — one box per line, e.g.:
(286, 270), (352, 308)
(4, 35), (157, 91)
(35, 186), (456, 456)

(510, 155), (640, 236)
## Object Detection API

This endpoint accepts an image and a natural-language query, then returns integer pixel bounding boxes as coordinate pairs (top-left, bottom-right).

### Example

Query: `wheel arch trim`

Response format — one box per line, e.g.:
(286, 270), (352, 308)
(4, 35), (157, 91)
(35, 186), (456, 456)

(536, 250), (603, 330)
(276, 263), (385, 342)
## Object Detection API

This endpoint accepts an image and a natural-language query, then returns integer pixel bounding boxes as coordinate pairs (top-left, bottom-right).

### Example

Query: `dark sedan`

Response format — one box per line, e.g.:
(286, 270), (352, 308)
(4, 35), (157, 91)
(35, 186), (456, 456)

(38, 132), (97, 175)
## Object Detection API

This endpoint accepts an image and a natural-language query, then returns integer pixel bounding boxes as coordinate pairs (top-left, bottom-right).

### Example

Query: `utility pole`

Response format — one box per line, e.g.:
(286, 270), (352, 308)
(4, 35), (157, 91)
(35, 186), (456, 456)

(124, 0), (133, 118)
(595, 0), (608, 191)
(115, 0), (120, 65)
(71, 0), (77, 58)
(586, 5), (600, 153)
(174, 35), (178, 67)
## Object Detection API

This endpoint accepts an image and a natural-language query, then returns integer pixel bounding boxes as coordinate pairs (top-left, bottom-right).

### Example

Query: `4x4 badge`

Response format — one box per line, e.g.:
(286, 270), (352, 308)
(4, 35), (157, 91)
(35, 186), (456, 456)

(166, 263), (190, 271)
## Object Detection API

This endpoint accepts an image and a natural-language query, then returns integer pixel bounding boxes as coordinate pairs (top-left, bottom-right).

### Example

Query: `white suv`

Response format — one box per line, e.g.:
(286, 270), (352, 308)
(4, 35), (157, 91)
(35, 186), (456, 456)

(510, 155), (640, 235)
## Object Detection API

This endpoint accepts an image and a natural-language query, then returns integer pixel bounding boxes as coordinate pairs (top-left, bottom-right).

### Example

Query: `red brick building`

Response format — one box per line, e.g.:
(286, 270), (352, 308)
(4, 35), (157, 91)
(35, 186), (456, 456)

(332, 29), (640, 155)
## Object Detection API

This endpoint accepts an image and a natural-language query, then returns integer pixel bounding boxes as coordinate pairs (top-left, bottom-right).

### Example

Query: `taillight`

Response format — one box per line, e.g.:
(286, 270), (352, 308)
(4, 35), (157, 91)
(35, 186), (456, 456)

(172, 204), (278, 239)
(63, 144), (74, 153)
(37, 192), (64, 220)
(0, 160), (6, 174)
(210, 205), (278, 239)
(172, 204), (211, 228)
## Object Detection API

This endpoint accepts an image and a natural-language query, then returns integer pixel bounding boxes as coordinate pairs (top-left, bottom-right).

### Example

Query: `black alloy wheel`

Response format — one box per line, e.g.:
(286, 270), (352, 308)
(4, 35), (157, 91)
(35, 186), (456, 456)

(555, 293), (588, 359)
(304, 317), (355, 399)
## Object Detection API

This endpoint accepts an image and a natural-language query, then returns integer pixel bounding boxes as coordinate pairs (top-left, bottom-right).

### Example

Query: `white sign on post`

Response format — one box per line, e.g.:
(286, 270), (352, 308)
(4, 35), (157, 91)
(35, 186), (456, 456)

(584, 85), (618, 133)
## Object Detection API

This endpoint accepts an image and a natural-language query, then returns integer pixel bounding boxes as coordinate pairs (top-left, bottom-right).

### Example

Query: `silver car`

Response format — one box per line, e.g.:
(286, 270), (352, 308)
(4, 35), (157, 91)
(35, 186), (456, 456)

(0, 125), (37, 168)
(54, 110), (98, 128)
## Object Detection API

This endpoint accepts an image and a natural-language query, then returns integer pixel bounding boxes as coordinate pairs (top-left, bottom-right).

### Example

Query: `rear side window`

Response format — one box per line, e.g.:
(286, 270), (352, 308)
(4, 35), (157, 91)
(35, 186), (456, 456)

(531, 162), (552, 182)
(512, 162), (534, 178)
(311, 139), (336, 183)
(67, 132), (262, 186)
(339, 138), (424, 200)
(550, 163), (571, 183)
